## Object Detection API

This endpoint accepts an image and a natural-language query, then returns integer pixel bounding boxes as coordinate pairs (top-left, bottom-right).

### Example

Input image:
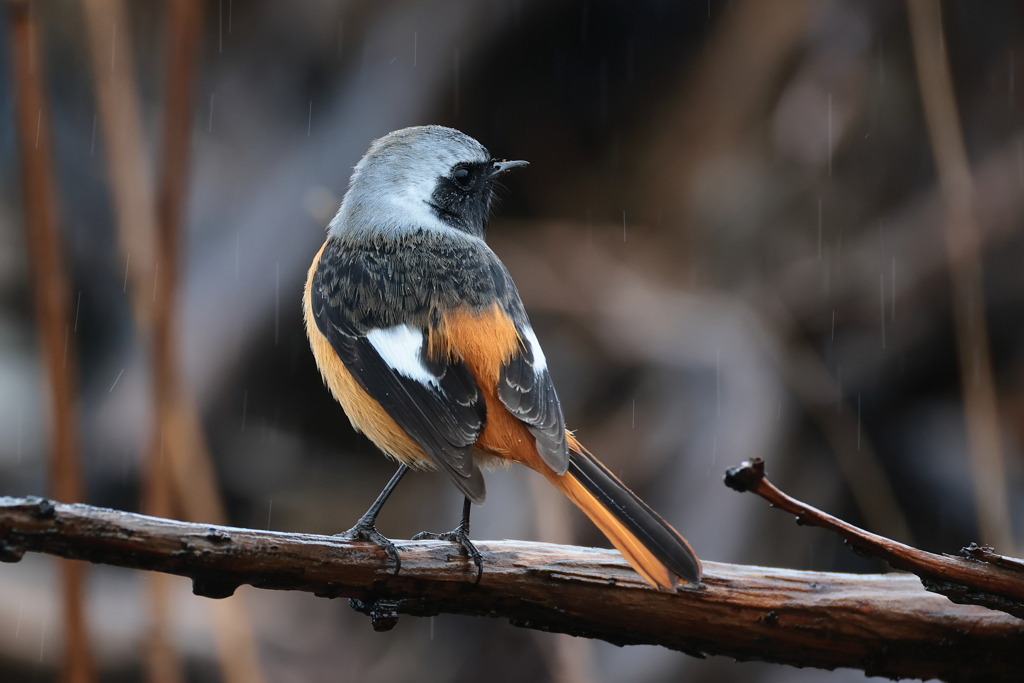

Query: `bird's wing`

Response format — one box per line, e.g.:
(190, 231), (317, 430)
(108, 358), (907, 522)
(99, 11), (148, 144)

(309, 244), (487, 503)
(497, 322), (569, 475)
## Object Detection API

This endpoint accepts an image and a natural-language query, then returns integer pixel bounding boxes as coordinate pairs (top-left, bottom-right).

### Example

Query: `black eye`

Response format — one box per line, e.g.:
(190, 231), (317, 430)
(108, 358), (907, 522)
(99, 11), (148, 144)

(452, 167), (471, 188)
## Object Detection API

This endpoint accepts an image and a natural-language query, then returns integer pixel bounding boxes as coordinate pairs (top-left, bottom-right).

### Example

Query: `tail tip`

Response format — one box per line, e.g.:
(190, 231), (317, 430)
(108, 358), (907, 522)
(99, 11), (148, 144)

(668, 560), (703, 591)
(643, 554), (702, 591)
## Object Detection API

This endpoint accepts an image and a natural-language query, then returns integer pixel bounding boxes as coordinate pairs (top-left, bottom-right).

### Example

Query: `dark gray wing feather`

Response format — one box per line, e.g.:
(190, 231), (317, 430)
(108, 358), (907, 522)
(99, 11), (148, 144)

(310, 274), (487, 503)
(497, 330), (568, 475)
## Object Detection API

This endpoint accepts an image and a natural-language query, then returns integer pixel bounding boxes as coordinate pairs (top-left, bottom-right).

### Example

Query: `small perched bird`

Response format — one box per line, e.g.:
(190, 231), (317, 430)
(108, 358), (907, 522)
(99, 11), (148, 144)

(304, 126), (701, 589)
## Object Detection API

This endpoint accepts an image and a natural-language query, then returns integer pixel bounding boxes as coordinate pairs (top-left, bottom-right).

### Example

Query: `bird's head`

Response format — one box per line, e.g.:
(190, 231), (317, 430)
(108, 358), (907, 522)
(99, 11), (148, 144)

(331, 125), (528, 239)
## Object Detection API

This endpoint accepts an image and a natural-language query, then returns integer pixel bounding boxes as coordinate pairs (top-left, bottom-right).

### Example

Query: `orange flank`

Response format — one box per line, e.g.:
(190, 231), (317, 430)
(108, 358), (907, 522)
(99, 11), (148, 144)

(303, 242), (432, 469)
(440, 304), (535, 464)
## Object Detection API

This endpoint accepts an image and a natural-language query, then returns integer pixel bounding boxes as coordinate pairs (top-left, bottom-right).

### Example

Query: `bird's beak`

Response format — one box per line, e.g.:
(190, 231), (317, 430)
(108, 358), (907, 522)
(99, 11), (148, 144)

(490, 159), (529, 176)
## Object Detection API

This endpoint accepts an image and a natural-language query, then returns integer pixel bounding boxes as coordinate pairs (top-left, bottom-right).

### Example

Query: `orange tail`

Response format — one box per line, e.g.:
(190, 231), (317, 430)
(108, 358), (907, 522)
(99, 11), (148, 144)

(547, 439), (701, 590)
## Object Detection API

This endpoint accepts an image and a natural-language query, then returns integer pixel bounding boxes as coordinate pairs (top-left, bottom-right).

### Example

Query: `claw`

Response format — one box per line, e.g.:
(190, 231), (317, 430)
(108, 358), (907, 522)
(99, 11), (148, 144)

(413, 528), (483, 582)
(412, 497), (483, 583)
(336, 520), (401, 576)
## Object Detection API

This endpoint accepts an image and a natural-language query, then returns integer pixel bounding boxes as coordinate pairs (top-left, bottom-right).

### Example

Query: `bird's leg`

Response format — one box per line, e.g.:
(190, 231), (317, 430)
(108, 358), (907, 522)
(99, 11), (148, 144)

(336, 464), (408, 575)
(412, 496), (483, 583)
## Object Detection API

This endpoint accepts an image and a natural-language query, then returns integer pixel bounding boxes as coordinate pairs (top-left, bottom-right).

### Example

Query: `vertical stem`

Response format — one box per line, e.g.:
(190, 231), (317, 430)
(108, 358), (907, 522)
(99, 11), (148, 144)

(156, 4), (268, 683)
(81, 2), (184, 681)
(906, 0), (1013, 552)
(81, 0), (158, 331)
(8, 2), (95, 681)
(150, 0), (201, 517)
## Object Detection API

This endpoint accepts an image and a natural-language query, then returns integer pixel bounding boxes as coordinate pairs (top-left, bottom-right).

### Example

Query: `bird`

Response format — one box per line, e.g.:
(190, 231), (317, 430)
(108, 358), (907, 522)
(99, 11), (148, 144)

(303, 125), (701, 590)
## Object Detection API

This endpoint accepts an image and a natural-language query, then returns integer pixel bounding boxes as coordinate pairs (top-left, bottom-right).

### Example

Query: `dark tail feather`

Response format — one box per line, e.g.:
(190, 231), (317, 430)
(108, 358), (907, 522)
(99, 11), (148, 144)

(551, 439), (701, 589)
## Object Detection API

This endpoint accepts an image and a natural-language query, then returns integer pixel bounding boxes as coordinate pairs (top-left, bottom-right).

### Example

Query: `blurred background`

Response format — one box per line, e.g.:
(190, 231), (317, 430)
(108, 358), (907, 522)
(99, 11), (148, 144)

(1, 0), (1023, 681)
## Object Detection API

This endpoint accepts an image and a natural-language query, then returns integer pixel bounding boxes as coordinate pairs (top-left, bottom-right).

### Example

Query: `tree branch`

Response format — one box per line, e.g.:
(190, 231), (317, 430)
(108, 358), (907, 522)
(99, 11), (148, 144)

(1, 496), (1021, 682)
(725, 457), (1024, 620)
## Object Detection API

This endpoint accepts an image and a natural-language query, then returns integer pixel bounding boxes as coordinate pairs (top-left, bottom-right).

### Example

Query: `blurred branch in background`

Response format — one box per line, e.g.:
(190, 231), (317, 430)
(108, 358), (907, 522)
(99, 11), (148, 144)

(7, 2), (95, 682)
(906, 0), (1014, 555)
(777, 130), (1024, 332)
(81, 0), (266, 682)
(639, 0), (817, 266)
(80, 0), (157, 334)
(760, 289), (914, 544)
(79, 1), (180, 679)
(154, 2), (266, 682)
(1, 496), (1021, 683)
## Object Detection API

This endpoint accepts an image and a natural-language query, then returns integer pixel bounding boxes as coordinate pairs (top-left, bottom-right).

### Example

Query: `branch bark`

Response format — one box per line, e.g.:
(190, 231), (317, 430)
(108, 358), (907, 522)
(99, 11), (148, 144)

(725, 457), (1024, 620)
(1, 496), (1020, 682)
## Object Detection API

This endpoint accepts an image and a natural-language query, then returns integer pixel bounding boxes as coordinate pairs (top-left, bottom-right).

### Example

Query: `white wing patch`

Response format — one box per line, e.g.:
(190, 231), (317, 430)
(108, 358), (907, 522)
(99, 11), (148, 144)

(521, 325), (548, 374)
(366, 325), (441, 389)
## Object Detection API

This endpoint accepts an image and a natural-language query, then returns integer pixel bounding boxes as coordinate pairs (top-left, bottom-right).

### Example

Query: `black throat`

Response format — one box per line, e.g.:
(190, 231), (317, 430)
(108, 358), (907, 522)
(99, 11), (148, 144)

(428, 161), (495, 237)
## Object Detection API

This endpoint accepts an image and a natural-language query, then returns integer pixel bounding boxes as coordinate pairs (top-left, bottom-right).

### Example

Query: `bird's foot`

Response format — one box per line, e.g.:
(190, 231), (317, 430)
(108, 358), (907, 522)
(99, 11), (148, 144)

(335, 518), (401, 576)
(412, 524), (483, 583)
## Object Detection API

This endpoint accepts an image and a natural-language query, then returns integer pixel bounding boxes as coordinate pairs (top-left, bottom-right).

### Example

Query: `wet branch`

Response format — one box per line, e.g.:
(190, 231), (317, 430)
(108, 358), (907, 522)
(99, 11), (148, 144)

(1, 496), (1021, 682)
(725, 457), (1024, 619)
